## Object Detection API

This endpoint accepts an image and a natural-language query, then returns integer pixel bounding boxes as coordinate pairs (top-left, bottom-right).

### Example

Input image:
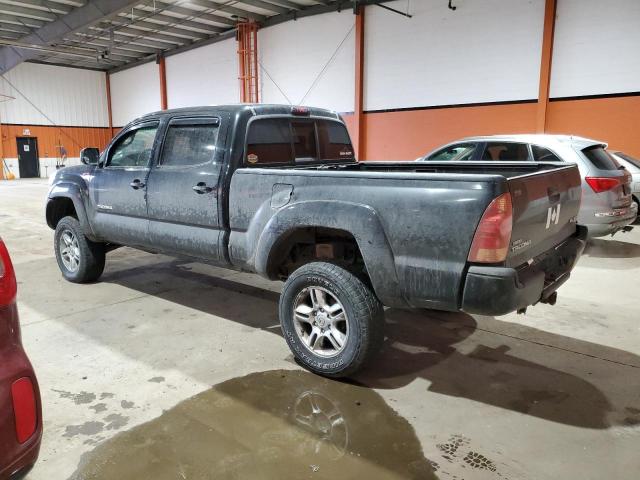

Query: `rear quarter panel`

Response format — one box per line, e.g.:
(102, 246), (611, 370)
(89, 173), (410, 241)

(228, 168), (501, 310)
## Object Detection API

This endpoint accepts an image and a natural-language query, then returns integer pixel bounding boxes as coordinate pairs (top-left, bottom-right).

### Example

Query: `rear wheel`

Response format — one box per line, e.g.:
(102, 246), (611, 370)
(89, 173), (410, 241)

(279, 262), (384, 378)
(54, 216), (105, 283)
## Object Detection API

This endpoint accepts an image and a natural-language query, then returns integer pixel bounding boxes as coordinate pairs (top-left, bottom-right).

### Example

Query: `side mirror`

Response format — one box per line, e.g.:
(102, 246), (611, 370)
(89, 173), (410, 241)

(80, 147), (100, 165)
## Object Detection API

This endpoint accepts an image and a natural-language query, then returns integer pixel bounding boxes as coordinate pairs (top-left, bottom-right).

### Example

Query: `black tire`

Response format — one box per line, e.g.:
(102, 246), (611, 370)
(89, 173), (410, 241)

(279, 262), (384, 378)
(54, 216), (105, 283)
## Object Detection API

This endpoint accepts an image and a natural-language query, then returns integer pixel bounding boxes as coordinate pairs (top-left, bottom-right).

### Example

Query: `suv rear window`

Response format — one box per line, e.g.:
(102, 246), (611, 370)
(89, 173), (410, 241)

(246, 118), (354, 166)
(581, 146), (620, 170)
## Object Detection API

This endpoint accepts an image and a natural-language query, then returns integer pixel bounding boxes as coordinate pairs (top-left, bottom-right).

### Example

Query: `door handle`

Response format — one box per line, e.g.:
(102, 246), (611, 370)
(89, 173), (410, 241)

(547, 187), (560, 203)
(130, 179), (145, 189)
(193, 182), (213, 194)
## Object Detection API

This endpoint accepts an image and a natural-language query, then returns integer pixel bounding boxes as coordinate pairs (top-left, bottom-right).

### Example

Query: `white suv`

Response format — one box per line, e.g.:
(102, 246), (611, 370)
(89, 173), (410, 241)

(420, 134), (637, 237)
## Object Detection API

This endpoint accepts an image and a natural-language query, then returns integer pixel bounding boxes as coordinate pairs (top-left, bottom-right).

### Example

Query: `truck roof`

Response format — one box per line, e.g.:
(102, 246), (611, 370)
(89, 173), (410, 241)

(132, 104), (342, 124)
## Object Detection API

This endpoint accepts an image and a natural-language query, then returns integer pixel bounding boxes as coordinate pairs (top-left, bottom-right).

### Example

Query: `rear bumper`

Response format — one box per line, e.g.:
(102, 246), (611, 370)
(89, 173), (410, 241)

(4, 445), (39, 480)
(584, 202), (638, 237)
(461, 226), (587, 316)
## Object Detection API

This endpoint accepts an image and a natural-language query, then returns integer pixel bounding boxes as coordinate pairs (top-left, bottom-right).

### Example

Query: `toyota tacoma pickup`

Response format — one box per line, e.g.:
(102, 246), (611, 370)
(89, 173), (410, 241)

(46, 104), (587, 377)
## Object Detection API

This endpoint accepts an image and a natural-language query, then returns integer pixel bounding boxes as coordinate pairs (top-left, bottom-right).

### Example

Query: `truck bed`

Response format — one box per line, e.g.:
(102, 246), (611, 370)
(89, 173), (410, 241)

(229, 161), (582, 311)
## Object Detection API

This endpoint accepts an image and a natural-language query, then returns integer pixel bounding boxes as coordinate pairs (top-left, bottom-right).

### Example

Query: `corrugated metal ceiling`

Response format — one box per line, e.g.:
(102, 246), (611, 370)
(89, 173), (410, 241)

(0, 0), (363, 72)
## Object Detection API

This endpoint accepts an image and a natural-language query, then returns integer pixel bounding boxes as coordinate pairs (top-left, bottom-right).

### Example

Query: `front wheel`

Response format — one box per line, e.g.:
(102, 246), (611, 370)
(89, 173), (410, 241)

(54, 216), (105, 283)
(279, 262), (384, 378)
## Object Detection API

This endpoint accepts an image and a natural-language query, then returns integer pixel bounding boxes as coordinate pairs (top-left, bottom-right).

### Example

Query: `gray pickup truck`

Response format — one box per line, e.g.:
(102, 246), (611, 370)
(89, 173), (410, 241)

(46, 104), (587, 377)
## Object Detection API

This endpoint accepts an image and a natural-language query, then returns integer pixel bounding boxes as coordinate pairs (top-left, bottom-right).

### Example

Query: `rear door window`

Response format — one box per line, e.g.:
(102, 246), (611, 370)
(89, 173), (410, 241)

(427, 143), (476, 161)
(582, 146), (620, 170)
(159, 118), (219, 167)
(482, 142), (530, 161)
(532, 145), (562, 162)
(246, 118), (354, 166)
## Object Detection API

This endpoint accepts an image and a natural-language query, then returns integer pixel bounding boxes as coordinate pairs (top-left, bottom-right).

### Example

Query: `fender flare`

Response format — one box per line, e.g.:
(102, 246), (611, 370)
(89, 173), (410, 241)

(46, 182), (96, 238)
(254, 200), (406, 307)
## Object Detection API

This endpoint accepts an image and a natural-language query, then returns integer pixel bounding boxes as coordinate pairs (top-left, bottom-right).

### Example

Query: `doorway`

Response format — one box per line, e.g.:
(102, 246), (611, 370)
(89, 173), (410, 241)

(17, 137), (40, 178)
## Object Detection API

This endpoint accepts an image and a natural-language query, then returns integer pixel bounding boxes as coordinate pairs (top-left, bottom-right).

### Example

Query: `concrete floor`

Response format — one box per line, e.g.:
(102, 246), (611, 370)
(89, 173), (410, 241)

(1, 178), (639, 480)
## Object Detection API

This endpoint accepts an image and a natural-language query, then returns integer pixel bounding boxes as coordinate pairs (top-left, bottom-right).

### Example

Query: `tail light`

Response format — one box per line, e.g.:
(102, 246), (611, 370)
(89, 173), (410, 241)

(468, 193), (513, 263)
(11, 377), (38, 443)
(0, 239), (17, 306)
(585, 177), (621, 193)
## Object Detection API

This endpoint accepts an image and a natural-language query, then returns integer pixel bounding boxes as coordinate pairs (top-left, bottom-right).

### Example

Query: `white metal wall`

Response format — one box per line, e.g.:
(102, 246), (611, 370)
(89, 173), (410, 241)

(0, 62), (108, 127)
(259, 9), (355, 113)
(166, 38), (239, 108)
(110, 61), (160, 127)
(364, 0), (545, 111)
(550, 0), (640, 98)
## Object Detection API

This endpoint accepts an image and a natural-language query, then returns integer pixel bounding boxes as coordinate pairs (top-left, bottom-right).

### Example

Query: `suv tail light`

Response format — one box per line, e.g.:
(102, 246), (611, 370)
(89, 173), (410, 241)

(12, 377), (37, 443)
(468, 193), (513, 263)
(585, 177), (621, 193)
(0, 239), (18, 306)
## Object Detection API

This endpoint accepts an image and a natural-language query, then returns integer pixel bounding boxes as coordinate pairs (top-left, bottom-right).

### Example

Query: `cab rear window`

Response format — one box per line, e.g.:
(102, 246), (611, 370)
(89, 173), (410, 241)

(581, 146), (619, 170)
(246, 118), (354, 166)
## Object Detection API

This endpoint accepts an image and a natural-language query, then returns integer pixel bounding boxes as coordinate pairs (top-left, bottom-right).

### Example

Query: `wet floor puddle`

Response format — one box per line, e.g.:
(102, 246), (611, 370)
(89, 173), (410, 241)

(69, 370), (437, 480)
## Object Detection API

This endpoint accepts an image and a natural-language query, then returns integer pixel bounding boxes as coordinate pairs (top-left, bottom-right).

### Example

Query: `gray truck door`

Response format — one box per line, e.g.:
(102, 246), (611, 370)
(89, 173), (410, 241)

(93, 121), (159, 246)
(146, 116), (224, 261)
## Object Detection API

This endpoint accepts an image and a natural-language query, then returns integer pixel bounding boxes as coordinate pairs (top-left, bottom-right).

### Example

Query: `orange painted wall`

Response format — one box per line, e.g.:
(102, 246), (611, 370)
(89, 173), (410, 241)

(546, 96), (640, 158)
(341, 95), (640, 161)
(341, 113), (356, 140)
(0, 124), (113, 159)
(361, 102), (538, 160)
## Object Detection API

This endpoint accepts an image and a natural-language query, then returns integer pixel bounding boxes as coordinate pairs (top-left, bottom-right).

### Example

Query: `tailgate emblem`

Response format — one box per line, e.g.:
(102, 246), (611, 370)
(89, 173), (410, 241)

(546, 204), (561, 229)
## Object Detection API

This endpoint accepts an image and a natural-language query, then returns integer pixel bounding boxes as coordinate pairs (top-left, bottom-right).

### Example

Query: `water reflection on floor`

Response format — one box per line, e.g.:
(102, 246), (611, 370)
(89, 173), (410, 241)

(69, 370), (436, 480)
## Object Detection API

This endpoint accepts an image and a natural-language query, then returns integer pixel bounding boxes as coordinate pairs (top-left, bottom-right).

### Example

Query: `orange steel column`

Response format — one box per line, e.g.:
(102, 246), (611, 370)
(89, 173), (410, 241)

(105, 72), (114, 138)
(238, 24), (246, 102)
(237, 22), (259, 103)
(536, 0), (557, 133)
(354, 5), (365, 160)
(158, 55), (168, 110)
(252, 24), (259, 103)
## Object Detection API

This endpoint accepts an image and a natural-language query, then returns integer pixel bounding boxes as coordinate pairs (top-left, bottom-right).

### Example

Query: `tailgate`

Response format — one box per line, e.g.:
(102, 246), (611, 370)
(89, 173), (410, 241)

(506, 164), (581, 267)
